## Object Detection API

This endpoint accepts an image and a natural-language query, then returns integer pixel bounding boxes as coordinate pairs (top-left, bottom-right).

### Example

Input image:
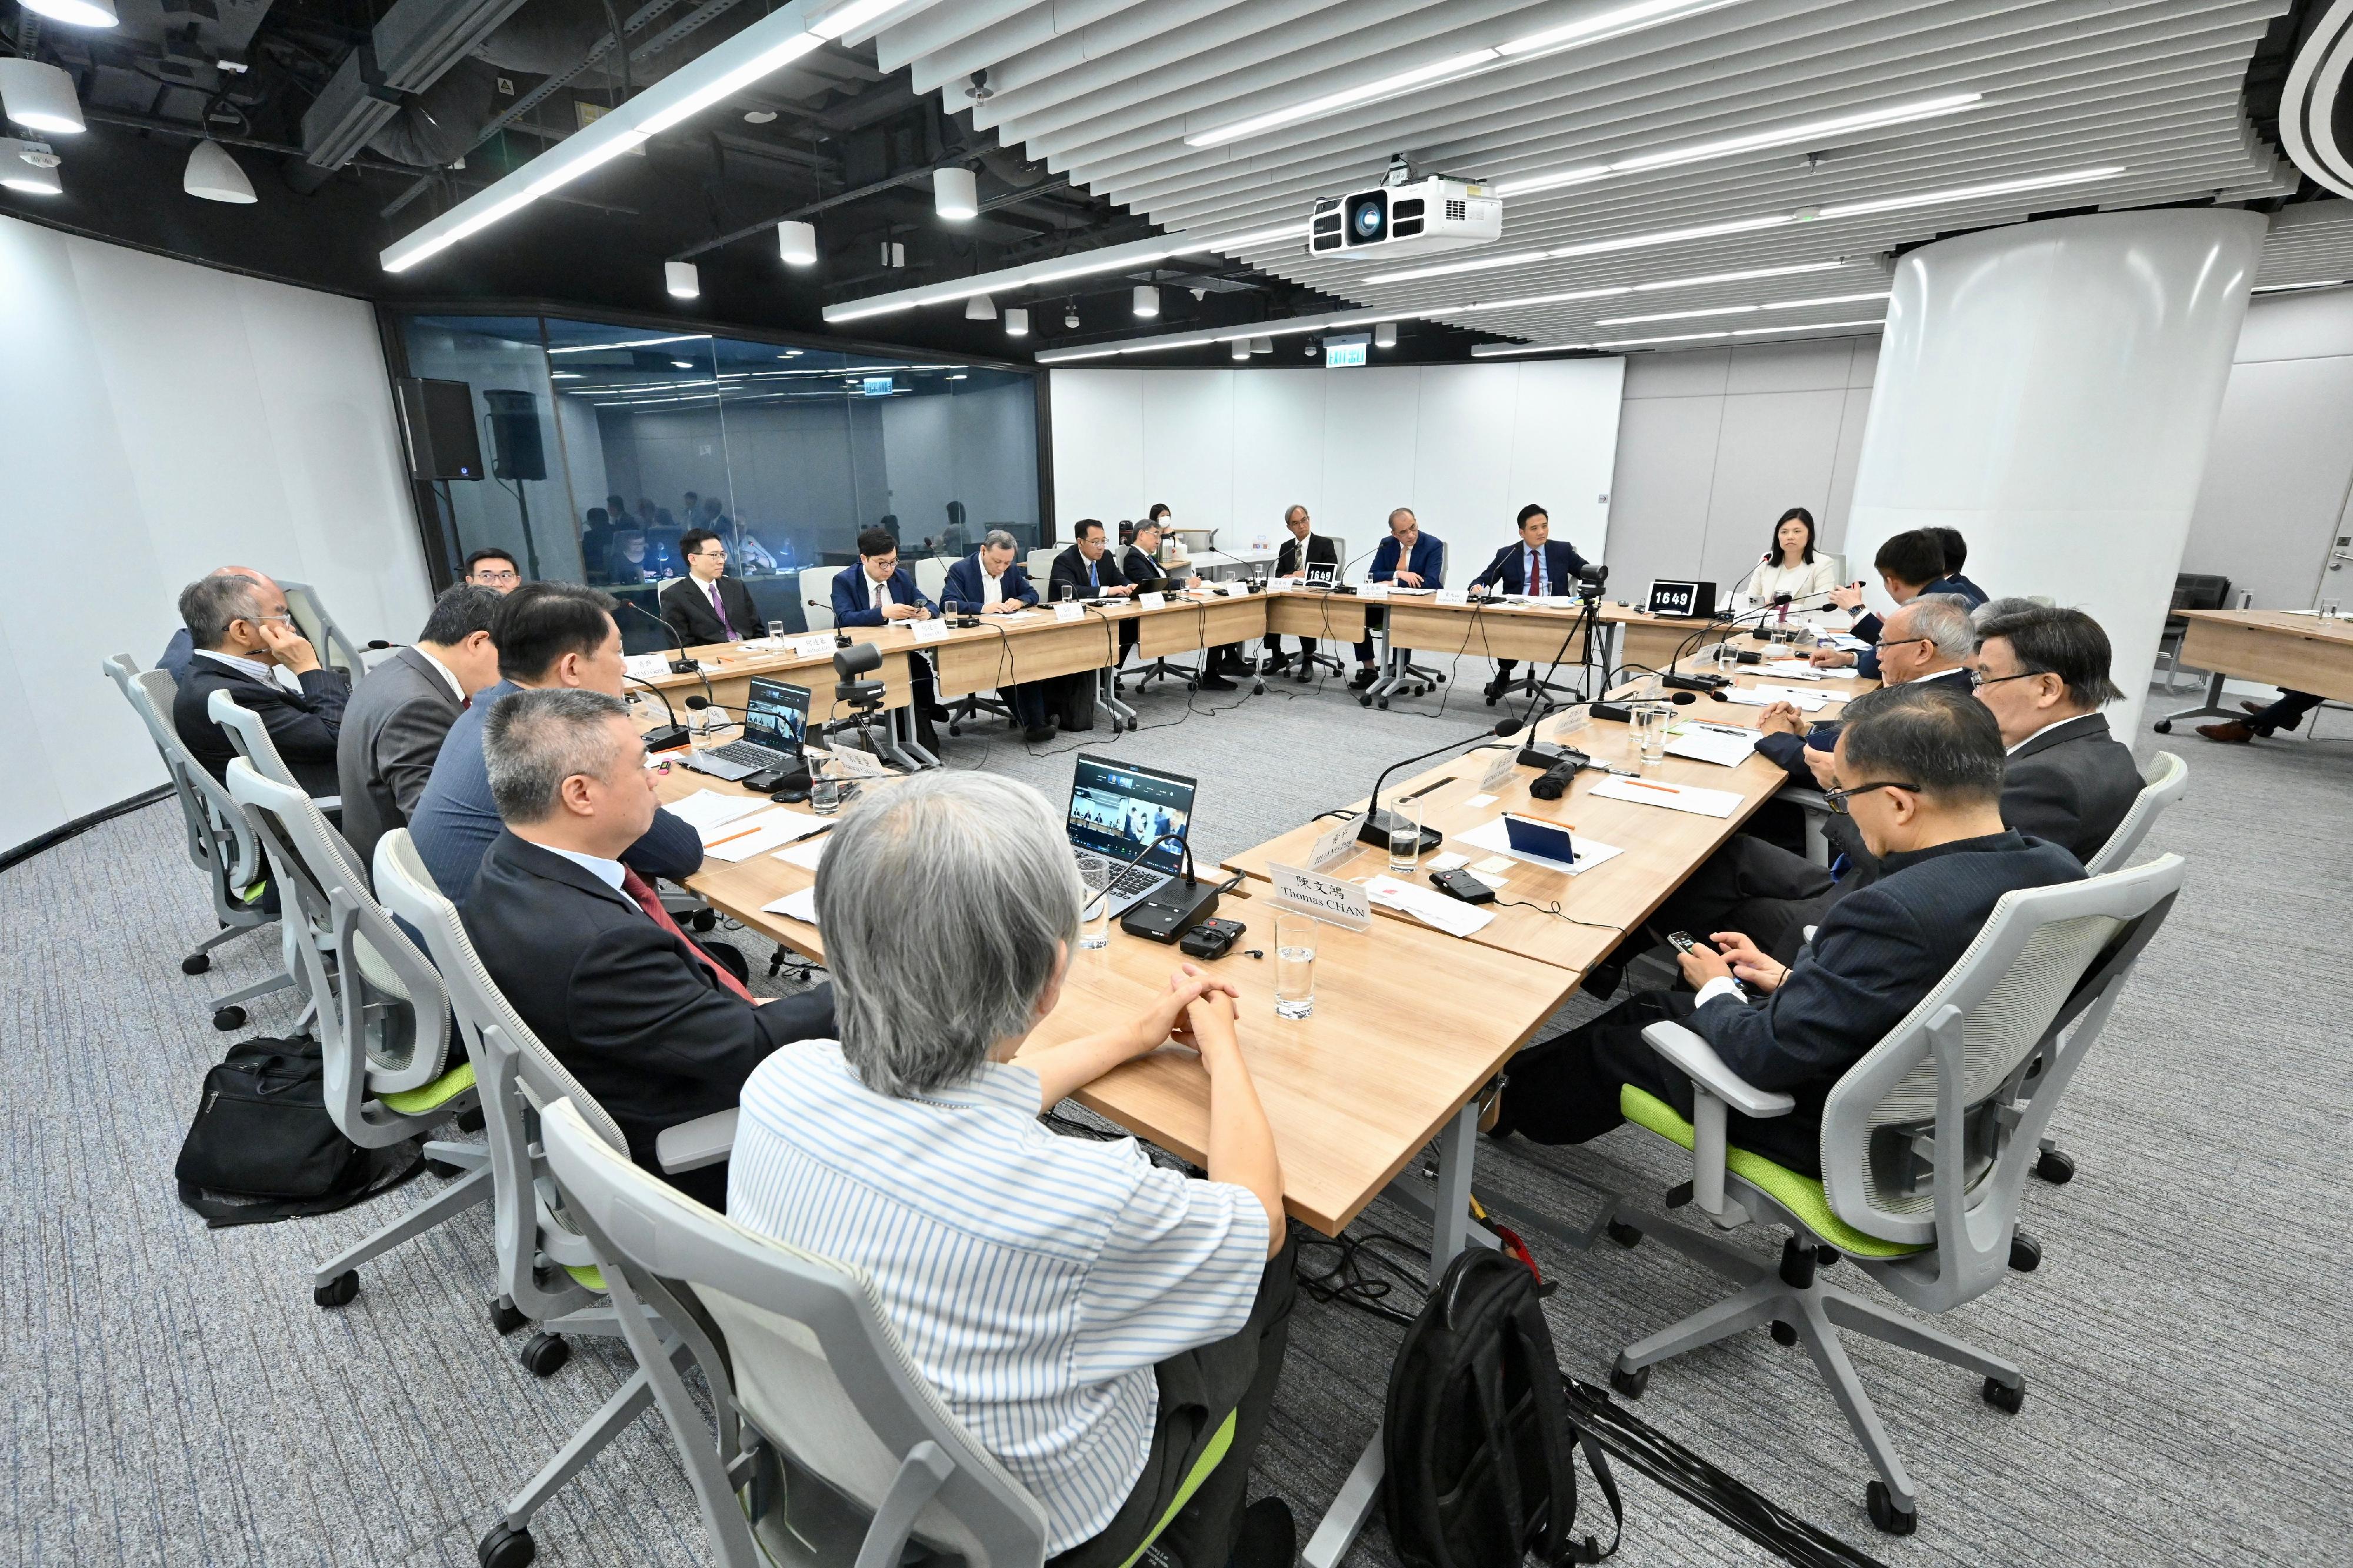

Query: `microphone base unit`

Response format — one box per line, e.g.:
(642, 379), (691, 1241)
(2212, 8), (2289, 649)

(1663, 672), (1732, 691)
(1119, 879), (1224, 944)
(643, 724), (691, 753)
(1356, 810), (1445, 856)
(665, 658), (698, 676)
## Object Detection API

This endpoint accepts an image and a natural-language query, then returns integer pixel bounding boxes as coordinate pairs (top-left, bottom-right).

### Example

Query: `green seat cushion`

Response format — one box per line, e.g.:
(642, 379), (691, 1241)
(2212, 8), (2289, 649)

(379, 1060), (477, 1116)
(1116, 1408), (1237, 1568)
(564, 1263), (606, 1292)
(1619, 1086), (1925, 1259)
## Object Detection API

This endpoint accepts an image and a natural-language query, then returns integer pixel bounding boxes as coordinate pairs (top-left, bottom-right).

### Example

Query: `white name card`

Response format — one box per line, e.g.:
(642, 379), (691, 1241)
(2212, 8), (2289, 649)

(1307, 812), (1367, 872)
(1633, 674), (1665, 700)
(1213, 581), (1241, 596)
(1435, 588), (1470, 606)
(1138, 590), (1166, 610)
(1269, 862), (1372, 929)
(1358, 582), (1391, 600)
(793, 634), (836, 659)
(1478, 744), (1521, 792)
(1550, 708), (1591, 741)
(1054, 601), (1085, 622)
(622, 653), (672, 680)
(908, 618), (949, 644)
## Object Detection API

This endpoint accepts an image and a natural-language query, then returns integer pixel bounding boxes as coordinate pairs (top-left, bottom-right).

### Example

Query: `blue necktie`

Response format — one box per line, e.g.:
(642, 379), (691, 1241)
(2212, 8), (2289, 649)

(1089, 560), (1099, 590)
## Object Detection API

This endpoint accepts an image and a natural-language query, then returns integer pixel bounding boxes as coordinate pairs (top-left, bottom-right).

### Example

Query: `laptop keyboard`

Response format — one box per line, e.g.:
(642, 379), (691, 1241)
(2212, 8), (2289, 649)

(1111, 866), (1164, 896)
(706, 740), (792, 768)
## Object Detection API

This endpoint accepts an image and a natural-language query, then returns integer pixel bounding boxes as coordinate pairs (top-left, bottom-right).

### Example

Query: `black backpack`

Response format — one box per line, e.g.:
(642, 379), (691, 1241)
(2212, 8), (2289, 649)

(175, 1035), (421, 1227)
(1384, 1247), (1622, 1568)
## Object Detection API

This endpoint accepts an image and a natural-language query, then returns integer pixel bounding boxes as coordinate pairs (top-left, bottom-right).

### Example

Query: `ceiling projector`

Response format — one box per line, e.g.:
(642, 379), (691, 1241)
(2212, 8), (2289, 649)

(1309, 172), (1501, 259)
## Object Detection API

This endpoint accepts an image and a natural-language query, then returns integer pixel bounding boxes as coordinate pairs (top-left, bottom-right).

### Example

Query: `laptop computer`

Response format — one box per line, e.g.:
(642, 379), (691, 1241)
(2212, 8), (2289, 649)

(685, 676), (809, 781)
(1066, 754), (1199, 916)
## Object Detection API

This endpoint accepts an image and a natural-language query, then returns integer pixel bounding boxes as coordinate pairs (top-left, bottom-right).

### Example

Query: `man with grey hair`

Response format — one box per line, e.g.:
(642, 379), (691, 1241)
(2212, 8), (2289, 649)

(730, 771), (1299, 1568)
(159, 563), (287, 683)
(1972, 594), (2042, 629)
(171, 570), (351, 798)
(1753, 593), (1975, 791)
(942, 530), (1058, 740)
(1352, 505), (1445, 688)
(461, 688), (833, 1207)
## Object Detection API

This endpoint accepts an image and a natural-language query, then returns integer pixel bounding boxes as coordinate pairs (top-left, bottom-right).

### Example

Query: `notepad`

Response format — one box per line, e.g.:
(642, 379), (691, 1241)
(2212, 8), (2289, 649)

(1588, 776), (1742, 818)
(668, 790), (774, 834)
(701, 809), (831, 862)
(761, 888), (819, 925)
(1664, 723), (1762, 769)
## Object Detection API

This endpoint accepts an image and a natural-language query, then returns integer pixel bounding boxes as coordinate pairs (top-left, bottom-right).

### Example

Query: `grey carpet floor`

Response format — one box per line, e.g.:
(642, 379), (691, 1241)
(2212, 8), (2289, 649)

(7, 663), (2349, 1567)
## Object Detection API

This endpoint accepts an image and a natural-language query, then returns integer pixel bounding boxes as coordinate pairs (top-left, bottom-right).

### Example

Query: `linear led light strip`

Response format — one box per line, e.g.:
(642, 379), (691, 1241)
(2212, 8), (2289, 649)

(1423, 259), (1852, 316)
(820, 222), (1305, 323)
(1363, 166), (2129, 287)
(1496, 93), (1984, 197)
(1594, 289), (1888, 326)
(1184, 0), (1756, 149)
(381, 0), (921, 274)
(1468, 315), (1884, 355)
(2251, 278), (2352, 292)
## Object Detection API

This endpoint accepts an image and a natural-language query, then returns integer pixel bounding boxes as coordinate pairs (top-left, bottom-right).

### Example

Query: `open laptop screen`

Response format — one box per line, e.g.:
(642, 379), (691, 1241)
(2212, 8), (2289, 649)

(1066, 755), (1196, 875)
(743, 678), (810, 758)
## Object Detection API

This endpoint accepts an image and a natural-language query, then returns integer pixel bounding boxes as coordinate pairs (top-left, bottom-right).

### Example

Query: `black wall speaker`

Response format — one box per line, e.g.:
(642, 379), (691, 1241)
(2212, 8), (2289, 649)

(394, 378), (484, 481)
(482, 388), (547, 482)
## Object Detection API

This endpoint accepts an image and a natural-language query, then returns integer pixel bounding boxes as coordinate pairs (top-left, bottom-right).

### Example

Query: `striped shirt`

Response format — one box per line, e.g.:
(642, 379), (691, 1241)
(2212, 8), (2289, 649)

(729, 1040), (1269, 1553)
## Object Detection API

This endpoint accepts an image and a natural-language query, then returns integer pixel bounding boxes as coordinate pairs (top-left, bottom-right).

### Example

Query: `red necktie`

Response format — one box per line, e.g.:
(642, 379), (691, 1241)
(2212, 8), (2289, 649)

(1531, 546), (1543, 596)
(619, 868), (755, 1001)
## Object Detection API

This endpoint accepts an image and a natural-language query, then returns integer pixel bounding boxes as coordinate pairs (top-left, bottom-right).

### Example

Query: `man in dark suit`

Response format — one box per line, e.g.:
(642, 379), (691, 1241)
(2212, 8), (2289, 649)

(1048, 518), (1134, 602)
(464, 688), (833, 1207)
(1494, 683), (2084, 1175)
(335, 584), (504, 873)
(1352, 507), (1445, 690)
(1814, 528), (1986, 679)
(1928, 527), (1988, 606)
(1121, 518), (1243, 692)
(171, 572), (351, 798)
(1266, 504), (1339, 675)
(410, 582), (703, 903)
(942, 530), (1056, 742)
(464, 548), (522, 593)
(831, 526), (948, 753)
(160, 565), (286, 683)
(1754, 595), (1975, 790)
(1472, 503), (1591, 702)
(661, 528), (764, 648)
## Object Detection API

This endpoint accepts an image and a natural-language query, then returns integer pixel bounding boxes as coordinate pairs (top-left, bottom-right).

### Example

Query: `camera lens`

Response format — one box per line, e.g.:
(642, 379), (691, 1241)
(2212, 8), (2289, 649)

(1344, 189), (1387, 246)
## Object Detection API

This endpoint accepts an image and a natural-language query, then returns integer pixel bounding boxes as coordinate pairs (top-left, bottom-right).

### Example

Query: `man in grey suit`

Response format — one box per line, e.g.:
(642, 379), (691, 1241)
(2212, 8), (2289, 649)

(336, 585), (505, 872)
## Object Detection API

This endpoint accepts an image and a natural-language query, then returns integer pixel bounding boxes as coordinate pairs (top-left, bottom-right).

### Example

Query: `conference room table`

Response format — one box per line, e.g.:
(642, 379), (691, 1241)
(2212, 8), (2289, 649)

(2155, 608), (2353, 730)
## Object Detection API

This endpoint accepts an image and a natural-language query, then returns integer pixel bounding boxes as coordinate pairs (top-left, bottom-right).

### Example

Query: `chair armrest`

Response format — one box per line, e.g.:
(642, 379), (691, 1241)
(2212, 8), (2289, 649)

(1639, 1022), (1797, 1119)
(314, 794), (342, 812)
(656, 1108), (738, 1173)
(1775, 785), (1829, 813)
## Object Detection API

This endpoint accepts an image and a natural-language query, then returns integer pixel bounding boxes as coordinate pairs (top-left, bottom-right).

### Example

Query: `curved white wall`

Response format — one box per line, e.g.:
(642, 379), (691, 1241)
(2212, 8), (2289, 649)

(1845, 209), (2266, 733)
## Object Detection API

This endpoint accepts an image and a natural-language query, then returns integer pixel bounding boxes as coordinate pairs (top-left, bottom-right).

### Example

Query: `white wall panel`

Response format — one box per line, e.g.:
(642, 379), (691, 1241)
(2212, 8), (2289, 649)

(1701, 388), (1850, 587)
(1138, 370), (1234, 529)
(1507, 358), (1625, 572)
(2181, 355), (2353, 612)
(1046, 369), (1142, 528)
(1603, 395), (1721, 610)
(1410, 365), (1517, 582)
(1229, 372), (1326, 546)
(1318, 369), (1426, 562)
(1722, 336), (1858, 395)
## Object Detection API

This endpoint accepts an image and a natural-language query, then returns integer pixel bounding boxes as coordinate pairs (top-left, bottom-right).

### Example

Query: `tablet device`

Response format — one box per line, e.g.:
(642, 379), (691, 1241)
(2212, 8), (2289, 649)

(1503, 813), (1577, 867)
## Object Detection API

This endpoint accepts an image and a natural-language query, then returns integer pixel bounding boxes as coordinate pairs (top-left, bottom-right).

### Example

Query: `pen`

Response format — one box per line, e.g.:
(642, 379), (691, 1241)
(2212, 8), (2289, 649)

(704, 822), (767, 848)
(1623, 779), (1681, 795)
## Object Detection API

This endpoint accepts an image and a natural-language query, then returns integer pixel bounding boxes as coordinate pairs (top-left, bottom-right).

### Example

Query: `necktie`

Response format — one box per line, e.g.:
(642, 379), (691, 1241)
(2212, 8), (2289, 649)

(1088, 559), (1099, 590)
(619, 868), (755, 1002)
(709, 581), (736, 639)
(1530, 547), (1543, 596)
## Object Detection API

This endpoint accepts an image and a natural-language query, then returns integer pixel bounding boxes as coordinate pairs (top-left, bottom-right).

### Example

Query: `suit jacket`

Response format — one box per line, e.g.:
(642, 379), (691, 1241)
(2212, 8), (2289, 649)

(1472, 538), (1587, 595)
(172, 653), (351, 798)
(1275, 533), (1339, 578)
(1048, 544), (1127, 601)
(1754, 666), (1972, 786)
(661, 573), (762, 647)
(1854, 576), (1987, 678)
(408, 679), (704, 903)
(1999, 713), (2142, 865)
(1369, 532), (1445, 588)
(940, 553), (1038, 611)
(336, 647), (465, 873)
(159, 628), (197, 683)
(831, 564), (936, 627)
(1118, 543), (1178, 592)
(462, 831), (835, 1170)
(1682, 829), (2085, 1173)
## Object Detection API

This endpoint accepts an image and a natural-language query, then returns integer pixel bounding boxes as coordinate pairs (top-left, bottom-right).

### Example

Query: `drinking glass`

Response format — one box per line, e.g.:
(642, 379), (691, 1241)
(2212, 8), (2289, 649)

(765, 619), (785, 646)
(2325, 600), (2342, 620)
(809, 757), (843, 815)
(1075, 855), (1112, 950)
(1387, 796), (1424, 875)
(1274, 910), (1317, 1019)
(1712, 639), (1741, 677)
(1635, 704), (1670, 769)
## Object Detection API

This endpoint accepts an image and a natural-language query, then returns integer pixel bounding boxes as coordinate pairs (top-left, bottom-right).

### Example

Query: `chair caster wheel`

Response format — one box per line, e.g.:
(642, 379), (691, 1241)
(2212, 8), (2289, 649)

(314, 1270), (359, 1308)
(478, 1521), (536, 1568)
(1608, 1363), (1649, 1400)
(1866, 1480), (1917, 1535)
(425, 1157), (465, 1180)
(212, 1006), (246, 1032)
(2152, 720), (2172, 734)
(1605, 1220), (1642, 1250)
(1981, 1374), (2025, 1414)
(2034, 1148), (2075, 1185)
(489, 1296), (529, 1335)
(1770, 1320), (1798, 1347)
(689, 909), (716, 932)
(1817, 1245), (1840, 1265)
(519, 1333), (570, 1377)
(182, 953), (212, 975)
(1377, 698), (1390, 710)
(2008, 1232), (2042, 1273)
(948, 725), (962, 737)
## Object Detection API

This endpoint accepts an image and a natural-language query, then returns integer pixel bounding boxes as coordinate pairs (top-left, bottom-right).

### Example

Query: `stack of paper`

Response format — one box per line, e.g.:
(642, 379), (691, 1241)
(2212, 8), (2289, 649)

(761, 888), (819, 925)
(1589, 776), (1742, 817)
(700, 809), (832, 863)
(774, 835), (831, 871)
(1757, 660), (1826, 679)
(668, 790), (774, 836)
(1723, 685), (1831, 713)
(1363, 875), (1495, 938)
(1664, 723), (1762, 768)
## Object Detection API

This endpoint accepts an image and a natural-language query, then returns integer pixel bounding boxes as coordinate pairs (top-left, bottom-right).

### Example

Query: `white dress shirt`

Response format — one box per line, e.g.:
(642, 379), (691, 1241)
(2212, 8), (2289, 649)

(980, 565), (1004, 608)
(419, 648), (466, 703)
(1742, 557), (1841, 603)
(2007, 714), (2081, 755)
(195, 648), (306, 695)
(539, 843), (625, 892)
(871, 572), (895, 611)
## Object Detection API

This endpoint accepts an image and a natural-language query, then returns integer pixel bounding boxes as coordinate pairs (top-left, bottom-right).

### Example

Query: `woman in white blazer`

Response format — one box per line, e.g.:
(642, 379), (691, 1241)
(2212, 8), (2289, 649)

(1741, 507), (1841, 603)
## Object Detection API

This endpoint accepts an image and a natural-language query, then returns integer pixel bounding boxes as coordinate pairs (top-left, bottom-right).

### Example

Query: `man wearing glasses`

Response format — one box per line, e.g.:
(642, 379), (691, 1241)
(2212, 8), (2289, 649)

(170, 571), (351, 799)
(1491, 684), (2082, 1175)
(465, 549), (522, 593)
(659, 529), (763, 647)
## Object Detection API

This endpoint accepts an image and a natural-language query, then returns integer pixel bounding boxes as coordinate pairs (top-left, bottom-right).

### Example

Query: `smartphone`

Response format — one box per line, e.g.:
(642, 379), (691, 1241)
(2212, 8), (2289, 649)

(1666, 930), (1699, 954)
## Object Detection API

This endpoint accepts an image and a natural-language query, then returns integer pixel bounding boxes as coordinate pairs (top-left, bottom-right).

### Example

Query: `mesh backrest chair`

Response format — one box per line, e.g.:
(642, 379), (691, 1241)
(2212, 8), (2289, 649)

(798, 566), (838, 630)
(1595, 854), (2185, 1535)
(538, 1095), (1059, 1568)
(1025, 546), (1059, 585)
(206, 687), (342, 815)
(279, 580), (366, 676)
(222, 762), (488, 1306)
(105, 654), (295, 1029)
(914, 555), (949, 605)
(1281, 535), (1349, 683)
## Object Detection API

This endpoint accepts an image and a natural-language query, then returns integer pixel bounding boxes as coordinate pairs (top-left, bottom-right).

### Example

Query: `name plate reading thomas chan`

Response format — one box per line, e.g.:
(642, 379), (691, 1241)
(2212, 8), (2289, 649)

(793, 634), (838, 659)
(1269, 862), (1372, 929)
(1478, 743), (1521, 792)
(908, 617), (950, 643)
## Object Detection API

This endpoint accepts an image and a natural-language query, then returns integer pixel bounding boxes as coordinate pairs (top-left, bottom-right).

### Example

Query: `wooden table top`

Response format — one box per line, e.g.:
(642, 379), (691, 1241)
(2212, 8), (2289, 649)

(2175, 607), (2353, 643)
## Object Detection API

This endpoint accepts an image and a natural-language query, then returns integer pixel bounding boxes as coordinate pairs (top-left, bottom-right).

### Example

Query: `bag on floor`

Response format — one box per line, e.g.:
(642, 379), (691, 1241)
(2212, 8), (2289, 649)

(175, 1035), (420, 1227)
(1384, 1246), (1622, 1568)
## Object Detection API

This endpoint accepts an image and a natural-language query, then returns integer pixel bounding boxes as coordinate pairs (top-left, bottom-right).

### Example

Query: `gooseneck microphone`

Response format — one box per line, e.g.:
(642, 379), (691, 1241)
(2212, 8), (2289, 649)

(621, 673), (691, 753)
(1354, 724), (1513, 854)
(805, 599), (854, 648)
(617, 597), (698, 675)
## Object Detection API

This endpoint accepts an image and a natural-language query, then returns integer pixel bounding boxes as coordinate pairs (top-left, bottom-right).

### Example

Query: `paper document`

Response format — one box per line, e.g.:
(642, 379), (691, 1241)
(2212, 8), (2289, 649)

(1757, 660), (1826, 679)
(1723, 685), (1831, 713)
(668, 790), (774, 834)
(1457, 816), (1622, 876)
(1823, 633), (1871, 651)
(1364, 875), (1495, 938)
(761, 888), (819, 925)
(1589, 776), (1742, 818)
(1664, 723), (1762, 769)
(702, 809), (831, 863)
(774, 835), (831, 870)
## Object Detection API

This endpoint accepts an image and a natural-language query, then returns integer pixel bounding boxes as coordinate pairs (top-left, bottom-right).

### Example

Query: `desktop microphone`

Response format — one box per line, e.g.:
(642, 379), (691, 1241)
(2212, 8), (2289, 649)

(621, 673), (691, 753)
(1354, 724), (1511, 854)
(804, 599), (854, 648)
(618, 599), (699, 675)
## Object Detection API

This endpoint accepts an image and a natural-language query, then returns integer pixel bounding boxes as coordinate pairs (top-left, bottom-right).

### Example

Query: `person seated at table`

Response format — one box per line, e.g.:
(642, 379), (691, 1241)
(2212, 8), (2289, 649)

(1492, 683), (2084, 1175)
(1755, 595), (1976, 790)
(410, 582), (703, 903)
(604, 529), (649, 584)
(1265, 504), (1339, 675)
(1122, 518), (1246, 692)
(728, 770), (1298, 1568)
(1050, 518), (1135, 600)
(1812, 528), (1985, 679)
(171, 571), (351, 798)
(661, 528), (762, 646)
(160, 565), (289, 683)
(943, 530), (1058, 743)
(1351, 508), (1445, 690)
(337, 582), (505, 873)
(1929, 527), (1989, 606)
(465, 548), (522, 593)
(1739, 506), (1841, 606)
(831, 526), (949, 751)
(1144, 502), (1192, 569)
(1471, 502), (1590, 702)
(2197, 687), (2327, 743)
(465, 688), (834, 1209)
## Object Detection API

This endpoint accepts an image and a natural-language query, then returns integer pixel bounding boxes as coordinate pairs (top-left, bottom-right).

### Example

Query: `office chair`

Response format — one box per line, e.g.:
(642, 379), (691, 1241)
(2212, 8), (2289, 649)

(206, 688), (342, 817)
(2157, 575), (2231, 691)
(278, 581), (367, 676)
(1595, 855), (2185, 1534)
(539, 1094), (1238, 1568)
(105, 654), (295, 1029)
(375, 829), (742, 1568)
(222, 762), (488, 1305)
(1365, 541), (1450, 708)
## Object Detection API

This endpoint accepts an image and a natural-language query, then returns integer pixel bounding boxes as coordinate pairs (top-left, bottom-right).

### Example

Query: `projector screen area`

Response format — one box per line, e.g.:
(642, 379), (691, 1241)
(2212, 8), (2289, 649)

(1048, 360), (1625, 578)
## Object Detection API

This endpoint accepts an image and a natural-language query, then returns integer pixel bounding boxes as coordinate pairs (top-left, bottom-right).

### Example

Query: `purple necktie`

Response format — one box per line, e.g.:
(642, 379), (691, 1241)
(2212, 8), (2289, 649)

(709, 581), (736, 639)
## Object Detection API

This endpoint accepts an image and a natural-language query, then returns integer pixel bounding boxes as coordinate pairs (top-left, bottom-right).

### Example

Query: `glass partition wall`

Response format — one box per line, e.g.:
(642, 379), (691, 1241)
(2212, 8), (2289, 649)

(392, 312), (1043, 649)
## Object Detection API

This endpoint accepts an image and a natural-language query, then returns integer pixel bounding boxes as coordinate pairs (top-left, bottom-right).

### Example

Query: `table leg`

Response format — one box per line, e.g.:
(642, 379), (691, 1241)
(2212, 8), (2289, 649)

(2157, 668), (2235, 728)
(882, 708), (936, 770)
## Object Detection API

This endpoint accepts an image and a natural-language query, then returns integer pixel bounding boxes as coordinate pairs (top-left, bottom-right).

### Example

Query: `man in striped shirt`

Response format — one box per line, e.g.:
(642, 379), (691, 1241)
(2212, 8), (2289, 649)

(730, 772), (1298, 1568)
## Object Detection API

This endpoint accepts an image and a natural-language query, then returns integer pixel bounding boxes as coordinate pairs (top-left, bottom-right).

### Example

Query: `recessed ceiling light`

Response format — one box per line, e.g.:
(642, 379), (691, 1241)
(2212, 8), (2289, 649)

(671, 358), (694, 368)
(779, 349), (804, 358)
(743, 109), (778, 124)
(551, 371), (581, 379)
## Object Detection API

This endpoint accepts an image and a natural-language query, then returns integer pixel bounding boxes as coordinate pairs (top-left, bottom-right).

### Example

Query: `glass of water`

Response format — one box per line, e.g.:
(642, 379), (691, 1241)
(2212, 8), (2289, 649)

(2325, 600), (2342, 620)
(1635, 703), (1670, 769)
(1075, 855), (1112, 950)
(808, 756), (842, 816)
(1712, 638), (1741, 677)
(1387, 796), (1424, 875)
(765, 618), (785, 646)
(1274, 910), (1317, 1019)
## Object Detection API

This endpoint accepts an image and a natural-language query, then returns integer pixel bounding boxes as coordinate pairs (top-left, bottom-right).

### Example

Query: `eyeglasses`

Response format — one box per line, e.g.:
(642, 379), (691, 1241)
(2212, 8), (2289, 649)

(1873, 634), (1931, 651)
(1824, 780), (1918, 815)
(1967, 669), (2044, 690)
(472, 568), (521, 583)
